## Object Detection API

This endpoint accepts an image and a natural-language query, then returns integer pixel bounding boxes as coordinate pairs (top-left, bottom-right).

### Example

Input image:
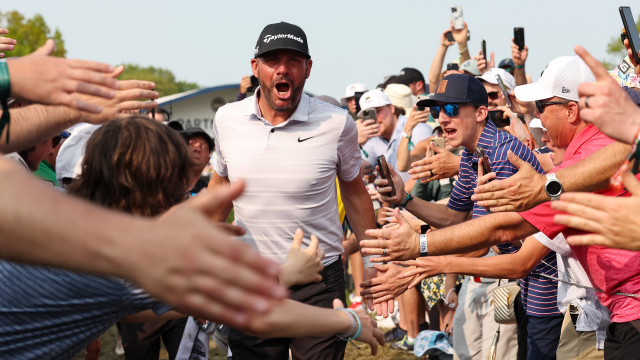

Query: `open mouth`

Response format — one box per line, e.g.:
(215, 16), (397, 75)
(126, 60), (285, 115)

(444, 127), (457, 138)
(275, 81), (291, 99)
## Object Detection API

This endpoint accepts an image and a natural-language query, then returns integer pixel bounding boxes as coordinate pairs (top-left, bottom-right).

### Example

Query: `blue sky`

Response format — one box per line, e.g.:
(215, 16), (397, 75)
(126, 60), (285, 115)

(8, 1), (635, 99)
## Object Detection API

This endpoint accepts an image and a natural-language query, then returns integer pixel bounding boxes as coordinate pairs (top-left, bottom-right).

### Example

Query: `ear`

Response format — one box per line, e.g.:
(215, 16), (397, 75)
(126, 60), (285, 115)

(476, 106), (488, 123)
(389, 104), (396, 115)
(251, 58), (259, 78)
(567, 101), (580, 126)
(305, 59), (313, 79)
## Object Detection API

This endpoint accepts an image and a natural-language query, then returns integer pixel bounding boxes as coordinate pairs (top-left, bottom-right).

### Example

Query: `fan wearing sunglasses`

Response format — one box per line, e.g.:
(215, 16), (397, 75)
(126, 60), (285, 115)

(363, 73), (544, 360)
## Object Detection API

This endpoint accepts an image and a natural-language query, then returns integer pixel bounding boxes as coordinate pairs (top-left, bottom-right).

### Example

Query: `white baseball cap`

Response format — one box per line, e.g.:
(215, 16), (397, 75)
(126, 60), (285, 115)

(384, 83), (417, 116)
(56, 123), (101, 185)
(358, 89), (392, 116)
(476, 68), (516, 90)
(515, 56), (595, 102)
(340, 82), (368, 105)
(460, 59), (481, 76)
(529, 118), (546, 131)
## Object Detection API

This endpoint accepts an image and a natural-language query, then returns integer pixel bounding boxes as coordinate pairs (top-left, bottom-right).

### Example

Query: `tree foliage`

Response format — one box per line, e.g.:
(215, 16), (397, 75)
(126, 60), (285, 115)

(0, 10), (66, 57)
(119, 64), (199, 98)
(604, 12), (640, 69)
(0, 10), (198, 97)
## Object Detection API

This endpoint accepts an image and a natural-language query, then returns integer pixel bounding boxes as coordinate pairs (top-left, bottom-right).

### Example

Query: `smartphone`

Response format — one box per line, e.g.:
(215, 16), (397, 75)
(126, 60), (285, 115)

(514, 27), (525, 51)
(376, 155), (396, 197)
(431, 137), (445, 150)
(354, 91), (364, 115)
(451, 6), (464, 30)
(481, 40), (487, 59)
(445, 31), (454, 42)
(620, 6), (640, 65)
(246, 75), (259, 93)
(495, 74), (513, 110)
(362, 108), (377, 123)
(474, 147), (492, 180)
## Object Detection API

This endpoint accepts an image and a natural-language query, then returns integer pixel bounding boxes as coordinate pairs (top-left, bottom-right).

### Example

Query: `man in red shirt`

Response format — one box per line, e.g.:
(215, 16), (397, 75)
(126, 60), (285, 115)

(361, 55), (640, 358)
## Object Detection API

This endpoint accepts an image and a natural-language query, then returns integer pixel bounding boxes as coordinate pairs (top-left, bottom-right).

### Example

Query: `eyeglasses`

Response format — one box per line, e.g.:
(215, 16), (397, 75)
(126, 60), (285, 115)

(535, 100), (573, 114)
(188, 139), (209, 151)
(487, 91), (499, 100)
(430, 103), (461, 119)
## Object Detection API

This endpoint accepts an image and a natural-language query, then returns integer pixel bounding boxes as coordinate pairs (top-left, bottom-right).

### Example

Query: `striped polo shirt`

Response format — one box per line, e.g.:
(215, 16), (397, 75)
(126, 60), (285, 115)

(213, 91), (362, 265)
(0, 261), (170, 359)
(446, 120), (560, 316)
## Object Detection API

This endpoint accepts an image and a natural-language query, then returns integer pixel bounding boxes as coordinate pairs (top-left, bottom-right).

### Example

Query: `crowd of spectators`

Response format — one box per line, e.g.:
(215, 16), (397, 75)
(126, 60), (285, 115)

(1, 10), (640, 360)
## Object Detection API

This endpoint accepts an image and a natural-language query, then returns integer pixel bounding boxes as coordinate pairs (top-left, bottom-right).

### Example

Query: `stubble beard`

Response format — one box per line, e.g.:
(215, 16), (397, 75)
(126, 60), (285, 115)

(257, 71), (306, 114)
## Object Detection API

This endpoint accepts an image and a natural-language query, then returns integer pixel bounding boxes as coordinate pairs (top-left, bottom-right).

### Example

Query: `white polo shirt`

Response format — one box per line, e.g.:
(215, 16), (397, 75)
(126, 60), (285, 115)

(213, 91), (361, 265)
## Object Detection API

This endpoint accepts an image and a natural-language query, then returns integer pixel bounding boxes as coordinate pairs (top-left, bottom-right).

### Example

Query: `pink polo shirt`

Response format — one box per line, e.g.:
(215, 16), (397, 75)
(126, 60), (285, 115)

(521, 124), (640, 323)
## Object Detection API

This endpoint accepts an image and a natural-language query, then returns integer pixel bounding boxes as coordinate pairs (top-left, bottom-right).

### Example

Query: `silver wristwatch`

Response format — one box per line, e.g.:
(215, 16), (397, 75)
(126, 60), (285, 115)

(544, 173), (563, 200)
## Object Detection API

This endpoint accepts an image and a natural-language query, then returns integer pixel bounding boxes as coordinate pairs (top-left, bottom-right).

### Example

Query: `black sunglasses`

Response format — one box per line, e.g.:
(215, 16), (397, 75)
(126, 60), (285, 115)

(487, 91), (499, 100)
(535, 100), (573, 114)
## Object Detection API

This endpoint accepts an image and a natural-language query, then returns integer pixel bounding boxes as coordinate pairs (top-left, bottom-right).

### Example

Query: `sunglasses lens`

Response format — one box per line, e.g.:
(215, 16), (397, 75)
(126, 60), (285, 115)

(443, 103), (459, 117)
(488, 92), (499, 100)
(430, 106), (440, 119)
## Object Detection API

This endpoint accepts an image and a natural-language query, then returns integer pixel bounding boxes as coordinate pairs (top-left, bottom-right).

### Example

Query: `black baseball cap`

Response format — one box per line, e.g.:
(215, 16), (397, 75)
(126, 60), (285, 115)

(254, 22), (310, 59)
(416, 74), (488, 108)
(180, 127), (214, 152)
(398, 67), (425, 85)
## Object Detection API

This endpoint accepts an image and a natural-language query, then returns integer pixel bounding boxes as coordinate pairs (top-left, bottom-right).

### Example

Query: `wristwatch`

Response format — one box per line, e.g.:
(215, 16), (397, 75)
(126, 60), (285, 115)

(545, 173), (563, 200)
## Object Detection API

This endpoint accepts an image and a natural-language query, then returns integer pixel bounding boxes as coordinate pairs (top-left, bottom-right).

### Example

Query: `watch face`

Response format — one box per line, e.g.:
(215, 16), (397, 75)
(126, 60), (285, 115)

(547, 181), (562, 196)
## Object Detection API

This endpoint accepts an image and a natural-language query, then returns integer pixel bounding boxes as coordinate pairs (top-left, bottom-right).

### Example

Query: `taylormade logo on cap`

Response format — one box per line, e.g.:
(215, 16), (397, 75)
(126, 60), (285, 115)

(254, 22), (310, 59)
(263, 34), (304, 44)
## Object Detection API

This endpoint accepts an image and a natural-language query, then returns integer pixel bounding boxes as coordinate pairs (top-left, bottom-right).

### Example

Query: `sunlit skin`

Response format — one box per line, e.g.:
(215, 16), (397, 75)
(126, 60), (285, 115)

(188, 135), (211, 170)
(251, 49), (312, 125)
(437, 103), (488, 150)
(482, 82), (506, 110)
(534, 96), (583, 150)
(374, 104), (396, 141)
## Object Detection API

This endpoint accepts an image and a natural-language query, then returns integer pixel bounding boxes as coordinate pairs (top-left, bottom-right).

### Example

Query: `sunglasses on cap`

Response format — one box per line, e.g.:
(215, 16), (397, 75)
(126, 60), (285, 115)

(535, 100), (573, 114)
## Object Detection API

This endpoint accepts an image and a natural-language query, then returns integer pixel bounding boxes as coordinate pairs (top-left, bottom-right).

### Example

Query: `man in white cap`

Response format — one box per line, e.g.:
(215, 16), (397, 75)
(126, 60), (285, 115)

(362, 55), (640, 358)
(340, 82), (368, 117)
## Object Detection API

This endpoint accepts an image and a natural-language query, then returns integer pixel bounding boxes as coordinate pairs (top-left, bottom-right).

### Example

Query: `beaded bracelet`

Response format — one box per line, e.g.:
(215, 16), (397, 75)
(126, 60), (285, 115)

(336, 308), (362, 341)
(0, 60), (10, 144)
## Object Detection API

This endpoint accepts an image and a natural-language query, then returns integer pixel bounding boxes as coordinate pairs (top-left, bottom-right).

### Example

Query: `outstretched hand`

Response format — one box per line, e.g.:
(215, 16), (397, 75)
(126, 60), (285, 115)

(471, 150), (547, 212)
(0, 28), (16, 58)
(280, 229), (325, 287)
(574, 45), (640, 144)
(552, 166), (640, 251)
(360, 263), (414, 303)
(129, 180), (286, 328)
(333, 299), (385, 355)
(408, 142), (460, 183)
(7, 39), (120, 113)
(360, 208), (420, 262)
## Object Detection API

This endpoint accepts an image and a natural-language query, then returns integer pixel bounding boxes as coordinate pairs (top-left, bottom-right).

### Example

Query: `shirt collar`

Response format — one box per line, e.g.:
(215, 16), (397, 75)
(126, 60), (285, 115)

(463, 119), (497, 157)
(564, 124), (602, 160)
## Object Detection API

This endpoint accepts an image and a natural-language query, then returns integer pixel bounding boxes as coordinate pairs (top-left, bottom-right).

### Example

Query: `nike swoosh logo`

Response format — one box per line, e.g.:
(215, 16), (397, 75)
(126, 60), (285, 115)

(297, 136), (314, 143)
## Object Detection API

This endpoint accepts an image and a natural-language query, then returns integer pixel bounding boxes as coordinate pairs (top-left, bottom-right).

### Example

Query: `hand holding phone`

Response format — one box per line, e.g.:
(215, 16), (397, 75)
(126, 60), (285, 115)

(495, 74), (513, 110)
(514, 27), (525, 51)
(376, 155), (397, 197)
(620, 6), (640, 65)
(362, 108), (377, 124)
(451, 6), (464, 30)
(474, 147), (492, 182)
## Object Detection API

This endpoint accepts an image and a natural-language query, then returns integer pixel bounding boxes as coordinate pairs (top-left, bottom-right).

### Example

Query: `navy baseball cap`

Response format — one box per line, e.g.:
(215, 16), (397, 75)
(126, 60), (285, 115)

(499, 58), (515, 69)
(416, 74), (488, 108)
(254, 22), (310, 59)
